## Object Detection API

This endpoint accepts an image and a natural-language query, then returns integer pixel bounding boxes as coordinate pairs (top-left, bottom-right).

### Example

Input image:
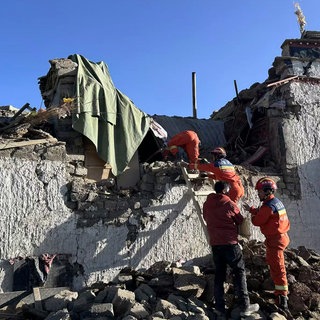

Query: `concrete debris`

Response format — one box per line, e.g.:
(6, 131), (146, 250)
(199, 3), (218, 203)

(0, 102), (73, 143)
(1, 241), (319, 319)
(0, 32), (320, 318)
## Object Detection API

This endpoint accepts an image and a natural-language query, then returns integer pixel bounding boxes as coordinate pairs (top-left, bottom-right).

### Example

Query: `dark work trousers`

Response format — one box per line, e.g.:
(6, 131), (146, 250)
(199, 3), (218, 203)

(212, 244), (249, 313)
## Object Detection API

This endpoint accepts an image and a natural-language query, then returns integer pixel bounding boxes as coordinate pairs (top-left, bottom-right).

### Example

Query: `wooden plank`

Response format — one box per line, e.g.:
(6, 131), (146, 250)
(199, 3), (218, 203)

(0, 291), (31, 309)
(241, 146), (268, 165)
(0, 312), (23, 319)
(266, 75), (299, 87)
(194, 190), (214, 196)
(180, 166), (210, 244)
(186, 173), (200, 179)
(0, 287), (69, 309)
(9, 103), (35, 122)
(33, 287), (42, 310)
(0, 138), (57, 150)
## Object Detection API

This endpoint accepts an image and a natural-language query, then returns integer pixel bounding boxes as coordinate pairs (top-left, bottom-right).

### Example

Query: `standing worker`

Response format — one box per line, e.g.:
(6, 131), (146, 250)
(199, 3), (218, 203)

(190, 147), (244, 203)
(163, 130), (200, 163)
(203, 181), (259, 319)
(243, 177), (290, 311)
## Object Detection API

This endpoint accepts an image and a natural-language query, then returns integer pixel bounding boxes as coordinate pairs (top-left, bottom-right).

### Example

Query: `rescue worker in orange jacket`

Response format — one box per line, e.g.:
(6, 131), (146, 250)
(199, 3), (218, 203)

(243, 177), (290, 311)
(190, 147), (244, 203)
(163, 130), (200, 163)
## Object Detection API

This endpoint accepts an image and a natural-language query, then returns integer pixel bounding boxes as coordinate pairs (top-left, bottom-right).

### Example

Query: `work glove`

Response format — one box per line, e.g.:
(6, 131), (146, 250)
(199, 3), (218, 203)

(200, 172), (208, 178)
(198, 158), (210, 164)
(178, 160), (189, 167)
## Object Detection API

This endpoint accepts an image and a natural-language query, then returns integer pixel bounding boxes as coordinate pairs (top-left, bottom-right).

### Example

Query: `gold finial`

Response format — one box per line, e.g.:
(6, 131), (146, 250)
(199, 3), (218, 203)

(294, 2), (306, 34)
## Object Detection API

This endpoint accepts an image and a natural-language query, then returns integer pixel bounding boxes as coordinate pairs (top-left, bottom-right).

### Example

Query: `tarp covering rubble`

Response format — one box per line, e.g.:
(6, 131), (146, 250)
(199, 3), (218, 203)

(39, 54), (227, 176)
(68, 54), (151, 176)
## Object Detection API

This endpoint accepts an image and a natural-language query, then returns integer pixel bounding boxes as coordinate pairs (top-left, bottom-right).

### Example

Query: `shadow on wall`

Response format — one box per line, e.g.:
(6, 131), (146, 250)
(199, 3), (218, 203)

(287, 157), (320, 251)
(27, 185), (200, 291)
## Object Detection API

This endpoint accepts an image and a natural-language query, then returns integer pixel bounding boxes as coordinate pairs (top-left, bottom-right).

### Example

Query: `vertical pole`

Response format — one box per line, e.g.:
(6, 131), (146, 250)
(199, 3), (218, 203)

(234, 80), (241, 105)
(192, 72), (197, 119)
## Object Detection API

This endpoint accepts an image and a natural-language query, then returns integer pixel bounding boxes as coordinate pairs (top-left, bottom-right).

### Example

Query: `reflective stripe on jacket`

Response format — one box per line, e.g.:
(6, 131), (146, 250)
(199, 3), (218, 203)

(250, 195), (290, 236)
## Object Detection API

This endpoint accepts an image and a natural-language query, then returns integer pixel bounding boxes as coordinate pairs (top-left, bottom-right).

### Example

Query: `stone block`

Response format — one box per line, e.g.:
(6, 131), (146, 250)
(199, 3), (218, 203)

(74, 166), (88, 176)
(112, 288), (135, 316)
(13, 147), (39, 160)
(156, 175), (172, 184)
(155, 299), (184, 318)
(95, 286), (118, 304)
(71, 296), (91, 313)
(142, 173), (155, 184)
(126, 302), (149, 319)
(44, 309), (71, 320)
(140, 182), (154, 192)
(67, 154), (85, 162)
(89, 302), (114, 317)
(44, 290), (78, 312)
(43, 145), (67, 161)
(172, 268), (207, 298)
(134, 284), (156, 303)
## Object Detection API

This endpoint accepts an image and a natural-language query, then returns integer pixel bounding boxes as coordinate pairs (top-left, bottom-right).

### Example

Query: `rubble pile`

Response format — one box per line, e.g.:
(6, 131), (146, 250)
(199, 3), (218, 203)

(3, 241), (319, 320)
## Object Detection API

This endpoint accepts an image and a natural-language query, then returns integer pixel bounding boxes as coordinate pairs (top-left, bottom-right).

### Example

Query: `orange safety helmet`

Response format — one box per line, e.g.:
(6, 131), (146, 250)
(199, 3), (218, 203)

(255, 177), (277, 191)
(211, 147), (227, 158)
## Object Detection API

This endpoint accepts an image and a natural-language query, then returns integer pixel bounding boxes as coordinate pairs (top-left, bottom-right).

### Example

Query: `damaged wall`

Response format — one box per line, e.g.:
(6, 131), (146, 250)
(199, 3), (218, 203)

(242, 47), (320, 250)
(210, 32), (320, 249)
(0, 146), (212, 292)
(279, 80), (320, 249)
(0, 154), (77, 291)
(0, 32), (319, 294)
(0, 128), (318, 293)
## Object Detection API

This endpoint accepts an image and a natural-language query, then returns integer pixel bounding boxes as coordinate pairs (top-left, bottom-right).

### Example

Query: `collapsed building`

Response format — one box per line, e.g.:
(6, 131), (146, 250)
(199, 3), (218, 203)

(0, 30), (319, 318)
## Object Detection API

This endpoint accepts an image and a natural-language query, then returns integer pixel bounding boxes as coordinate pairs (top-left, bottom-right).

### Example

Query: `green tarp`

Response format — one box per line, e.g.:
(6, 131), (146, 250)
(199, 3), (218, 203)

(69, 54), (151, 176)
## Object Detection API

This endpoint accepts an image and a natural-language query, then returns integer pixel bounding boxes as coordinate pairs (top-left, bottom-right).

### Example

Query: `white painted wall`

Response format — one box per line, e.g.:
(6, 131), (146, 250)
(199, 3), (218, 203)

(0, 157), (210, 292)
(281, 82), (320, 250)
(0, 158), (77, 291)
(0, 80), (319, 292)
(0, 152), (319, 292)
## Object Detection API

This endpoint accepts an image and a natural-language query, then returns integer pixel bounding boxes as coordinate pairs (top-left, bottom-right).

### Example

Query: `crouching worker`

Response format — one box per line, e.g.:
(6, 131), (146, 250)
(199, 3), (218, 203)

(244, 177), (290, 312)
(163, 130), (200, 163)
(203, 181), (259, 319)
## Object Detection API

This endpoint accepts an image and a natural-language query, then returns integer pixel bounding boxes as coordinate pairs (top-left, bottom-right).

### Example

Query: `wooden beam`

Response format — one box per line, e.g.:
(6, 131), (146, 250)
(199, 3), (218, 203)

(194, 190), (214, 196)
(266, 75), (299, 87)
(0, 138), (57, 150)
(33, 287), (43, 310)
(180, 166), (211, 244)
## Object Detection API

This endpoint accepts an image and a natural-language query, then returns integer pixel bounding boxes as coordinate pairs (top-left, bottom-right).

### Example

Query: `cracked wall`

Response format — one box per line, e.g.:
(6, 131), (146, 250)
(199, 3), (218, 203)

(0, 78), (319, 292)
(0, 150), (212, 292)
(0, 143), (319, 292)
(279, 81), (320, 248)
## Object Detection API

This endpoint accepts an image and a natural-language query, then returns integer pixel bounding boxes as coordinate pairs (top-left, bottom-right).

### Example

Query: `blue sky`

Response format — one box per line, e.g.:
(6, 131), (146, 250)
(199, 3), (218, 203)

(1, 1), (319, 119)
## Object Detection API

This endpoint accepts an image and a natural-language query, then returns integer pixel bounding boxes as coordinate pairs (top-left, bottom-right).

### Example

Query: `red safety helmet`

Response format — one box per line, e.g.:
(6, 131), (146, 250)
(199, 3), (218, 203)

(255, 177), (277, 191)
(211, 147), (227, 158)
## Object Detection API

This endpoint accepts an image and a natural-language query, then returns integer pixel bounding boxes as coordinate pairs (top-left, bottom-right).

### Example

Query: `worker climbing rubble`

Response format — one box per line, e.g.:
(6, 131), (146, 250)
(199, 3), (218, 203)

(187, 146), (244, 203)
(162, 130), (200, 163)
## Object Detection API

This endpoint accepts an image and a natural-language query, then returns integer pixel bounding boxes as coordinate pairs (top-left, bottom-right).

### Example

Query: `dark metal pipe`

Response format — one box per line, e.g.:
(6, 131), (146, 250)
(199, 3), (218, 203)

(234, 80), (240, 103)
(192, 72), (197, 119)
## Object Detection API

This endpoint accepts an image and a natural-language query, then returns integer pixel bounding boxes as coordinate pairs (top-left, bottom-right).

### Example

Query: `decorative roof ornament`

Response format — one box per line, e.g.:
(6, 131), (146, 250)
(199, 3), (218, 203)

(294, 2), (307, 34)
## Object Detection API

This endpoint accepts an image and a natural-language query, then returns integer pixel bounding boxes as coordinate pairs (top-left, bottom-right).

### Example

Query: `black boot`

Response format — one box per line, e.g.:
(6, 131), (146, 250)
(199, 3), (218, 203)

(277, 295), (294, 319)
(278, 295), (289, 311)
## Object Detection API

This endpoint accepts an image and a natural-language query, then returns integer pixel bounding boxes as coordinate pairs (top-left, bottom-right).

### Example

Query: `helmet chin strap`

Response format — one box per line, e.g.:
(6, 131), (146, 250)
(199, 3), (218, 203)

(221, 186), (230, 194)
(262, 189), (273, 200)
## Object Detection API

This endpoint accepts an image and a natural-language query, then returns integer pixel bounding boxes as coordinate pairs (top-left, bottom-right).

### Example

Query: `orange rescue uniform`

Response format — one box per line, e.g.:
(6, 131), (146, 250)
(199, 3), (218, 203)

(166, 130), (200, 163)
(249, 194), (290, 297)
(190, 158), (244, 203)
